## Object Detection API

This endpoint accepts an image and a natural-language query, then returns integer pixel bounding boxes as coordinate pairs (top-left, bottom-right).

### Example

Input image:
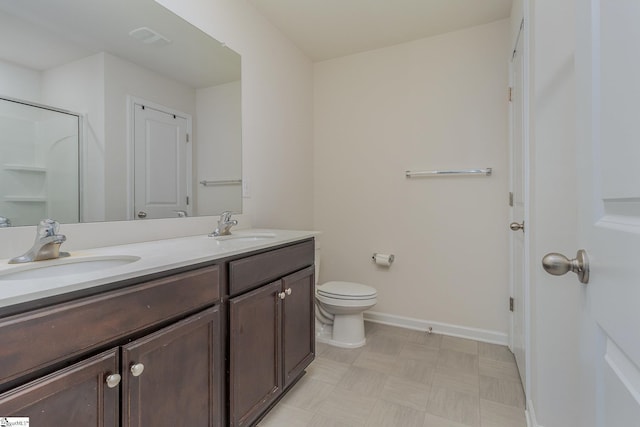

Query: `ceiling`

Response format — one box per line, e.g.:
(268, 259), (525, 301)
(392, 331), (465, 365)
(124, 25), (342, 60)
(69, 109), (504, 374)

(246, 0), (513, 61)
(0, 0), (240, 88)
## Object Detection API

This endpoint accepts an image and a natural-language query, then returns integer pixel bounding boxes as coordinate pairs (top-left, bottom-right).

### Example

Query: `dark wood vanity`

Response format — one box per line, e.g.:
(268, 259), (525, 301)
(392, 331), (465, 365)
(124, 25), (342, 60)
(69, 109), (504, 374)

(0, 238), (315, 426)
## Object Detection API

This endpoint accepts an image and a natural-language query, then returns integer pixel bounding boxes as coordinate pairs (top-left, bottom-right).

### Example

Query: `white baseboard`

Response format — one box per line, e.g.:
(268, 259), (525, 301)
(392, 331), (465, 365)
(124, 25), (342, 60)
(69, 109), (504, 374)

(363, 311), (508, 346)
(526, 399), (543, 427)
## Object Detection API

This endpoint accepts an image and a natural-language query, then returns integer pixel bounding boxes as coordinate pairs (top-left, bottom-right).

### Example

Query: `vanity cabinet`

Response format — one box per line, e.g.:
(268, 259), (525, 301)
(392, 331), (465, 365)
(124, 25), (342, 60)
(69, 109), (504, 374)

(0, 348), (120, 426)
(0, 237), (315, 427)
(228, 241), (315, 427)
(0, 265), (223, 426)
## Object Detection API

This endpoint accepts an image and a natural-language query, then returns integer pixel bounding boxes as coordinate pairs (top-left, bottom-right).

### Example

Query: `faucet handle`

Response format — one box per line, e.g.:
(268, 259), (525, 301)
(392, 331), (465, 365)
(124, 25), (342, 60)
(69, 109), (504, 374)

(36, 219), (60, 238)
(0, 217), (10, 228)
(220, 211), (233, 222)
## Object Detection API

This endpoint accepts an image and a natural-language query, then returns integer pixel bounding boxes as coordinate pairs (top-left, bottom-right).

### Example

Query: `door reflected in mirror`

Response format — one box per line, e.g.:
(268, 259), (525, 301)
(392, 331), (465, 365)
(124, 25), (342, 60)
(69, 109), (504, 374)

(0, 0), (242, 226)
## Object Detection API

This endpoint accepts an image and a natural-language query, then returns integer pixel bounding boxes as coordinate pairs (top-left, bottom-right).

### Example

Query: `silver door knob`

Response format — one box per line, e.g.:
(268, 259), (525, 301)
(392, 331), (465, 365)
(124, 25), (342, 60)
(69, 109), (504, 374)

(137, 211), (147, 219)
(510, 221), (524, 232)
(130, 363), (145, 377)
(105, 373), (121, 388)
(278, 291), (286, 300)
(285, 288), (292, 295)
(542, 249), (589, 284)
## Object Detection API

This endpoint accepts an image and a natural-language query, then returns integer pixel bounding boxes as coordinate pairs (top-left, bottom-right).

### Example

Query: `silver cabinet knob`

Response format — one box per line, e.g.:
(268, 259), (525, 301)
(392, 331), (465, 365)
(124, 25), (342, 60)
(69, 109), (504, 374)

(130, 363), (145, 377)
(105, 373), (121, 388)
(278, 292), (286, 300)
(510, 221), (524, 232)
(137, 211), (147, 219)
(542, 249), (589, 284)
(285, 288), (292, 296)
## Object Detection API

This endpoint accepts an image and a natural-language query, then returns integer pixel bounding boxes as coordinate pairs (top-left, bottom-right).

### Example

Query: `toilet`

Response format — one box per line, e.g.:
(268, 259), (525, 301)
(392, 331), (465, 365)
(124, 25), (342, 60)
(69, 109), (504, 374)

(314, 248), (377, 348)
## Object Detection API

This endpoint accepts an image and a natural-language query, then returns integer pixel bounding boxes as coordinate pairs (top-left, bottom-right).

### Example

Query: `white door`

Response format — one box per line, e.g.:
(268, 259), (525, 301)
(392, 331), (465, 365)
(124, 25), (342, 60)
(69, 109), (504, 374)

(509, 19), (527, 391)
(133, 103), (191, 219)
(576, 1), (640, 424)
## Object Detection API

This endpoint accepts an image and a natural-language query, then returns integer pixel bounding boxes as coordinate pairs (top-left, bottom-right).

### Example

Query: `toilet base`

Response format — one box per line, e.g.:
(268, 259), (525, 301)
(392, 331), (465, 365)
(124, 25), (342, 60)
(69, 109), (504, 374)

(315, 313), (367, 349)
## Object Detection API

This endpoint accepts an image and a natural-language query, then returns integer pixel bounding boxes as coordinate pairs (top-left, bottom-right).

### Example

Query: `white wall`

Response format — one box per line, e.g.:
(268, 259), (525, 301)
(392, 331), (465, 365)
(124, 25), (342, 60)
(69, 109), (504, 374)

(195, 81), (242, 215)
(314, 20), (510, 338)
(0, 59), (41, 102)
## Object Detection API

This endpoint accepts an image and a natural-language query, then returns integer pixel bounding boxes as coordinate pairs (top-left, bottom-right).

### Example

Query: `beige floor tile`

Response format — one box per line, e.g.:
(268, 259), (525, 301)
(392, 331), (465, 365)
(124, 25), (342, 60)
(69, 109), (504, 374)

(479, 376), (525, 409)
(479, 399), (527, 427)
(432, 369), (479, 395)
(400, 342), (441, 363)
(424, 413), (474, 427)
(308, 413), (364, 427)
(426, 385), (480, 427)
(478, 343), (515, 363)
(479, 358), (520, 382)
(257, 403), (314, 427)
(353, 349), (399, 375)
(279, 376), (334, 412)
(336, 365), (388, 398)
(381, 375), (432, 410)
(392, 356), (437, 384)
(314, 386), (377, 426)
(441, 336), (479, 355)
(413, 332), (444, 349)
(364, 331), (406, 356)
(319, 344), (363, 364)
(315, 341), (330, 357)
(437, 349), (479, 376)
(306, 357), (350, 385)
(366, 399), (427, 427)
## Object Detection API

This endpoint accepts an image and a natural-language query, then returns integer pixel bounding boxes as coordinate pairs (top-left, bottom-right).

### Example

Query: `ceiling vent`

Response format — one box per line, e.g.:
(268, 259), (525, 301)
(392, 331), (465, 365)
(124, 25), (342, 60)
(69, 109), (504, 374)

(128, 27), (171, 46)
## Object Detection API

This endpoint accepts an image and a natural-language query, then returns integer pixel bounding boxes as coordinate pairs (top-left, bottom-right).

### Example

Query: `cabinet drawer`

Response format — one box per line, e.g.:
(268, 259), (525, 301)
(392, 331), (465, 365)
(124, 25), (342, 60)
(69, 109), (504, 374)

(0, 265), (220, 387)
(229, 240), (314, 296)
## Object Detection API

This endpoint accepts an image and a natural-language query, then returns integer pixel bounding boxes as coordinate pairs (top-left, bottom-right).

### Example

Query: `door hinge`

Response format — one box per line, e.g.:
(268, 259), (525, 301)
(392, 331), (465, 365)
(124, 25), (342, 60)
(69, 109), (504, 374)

(186, 133), (190, 143)
(509, 192), (514, 207)
(186, 196), (190, 205)
(509, 297), (514, 312)
(508, 87), (513, 102)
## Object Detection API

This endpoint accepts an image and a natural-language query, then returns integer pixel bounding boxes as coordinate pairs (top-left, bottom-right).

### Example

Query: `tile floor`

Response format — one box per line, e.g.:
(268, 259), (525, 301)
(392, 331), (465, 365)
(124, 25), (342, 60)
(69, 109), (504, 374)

(258, 322), (526, 427)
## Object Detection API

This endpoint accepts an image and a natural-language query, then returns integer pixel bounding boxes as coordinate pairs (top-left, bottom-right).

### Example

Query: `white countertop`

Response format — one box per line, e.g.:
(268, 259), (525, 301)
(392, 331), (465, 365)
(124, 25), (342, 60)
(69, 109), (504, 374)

(0, 229), (318, 311)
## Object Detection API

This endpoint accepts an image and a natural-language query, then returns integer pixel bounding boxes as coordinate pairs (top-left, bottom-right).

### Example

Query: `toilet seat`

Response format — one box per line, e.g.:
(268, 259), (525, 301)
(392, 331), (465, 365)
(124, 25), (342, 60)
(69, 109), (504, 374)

(316, 281), (377, 300)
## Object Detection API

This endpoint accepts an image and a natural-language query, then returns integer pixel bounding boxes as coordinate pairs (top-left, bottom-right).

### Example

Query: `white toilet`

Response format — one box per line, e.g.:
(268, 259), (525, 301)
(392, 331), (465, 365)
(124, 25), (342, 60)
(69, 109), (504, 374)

(314, 249), (377, 348)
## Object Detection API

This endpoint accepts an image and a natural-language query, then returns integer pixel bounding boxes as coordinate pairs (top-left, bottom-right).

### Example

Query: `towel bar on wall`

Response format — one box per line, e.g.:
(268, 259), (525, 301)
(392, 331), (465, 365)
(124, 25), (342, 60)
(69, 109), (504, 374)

(199, 179), (242, 186)
(405, 168), (492, 178)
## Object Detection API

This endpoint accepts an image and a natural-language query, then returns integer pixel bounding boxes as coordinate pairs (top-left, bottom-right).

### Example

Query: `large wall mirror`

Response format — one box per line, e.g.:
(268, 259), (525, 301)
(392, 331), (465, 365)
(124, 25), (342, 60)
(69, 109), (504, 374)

(0, 0), (242, 227)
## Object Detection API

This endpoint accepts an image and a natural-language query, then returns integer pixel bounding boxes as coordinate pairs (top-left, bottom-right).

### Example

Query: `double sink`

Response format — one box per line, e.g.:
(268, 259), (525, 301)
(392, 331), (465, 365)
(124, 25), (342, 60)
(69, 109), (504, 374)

(0, 231), (277, 281)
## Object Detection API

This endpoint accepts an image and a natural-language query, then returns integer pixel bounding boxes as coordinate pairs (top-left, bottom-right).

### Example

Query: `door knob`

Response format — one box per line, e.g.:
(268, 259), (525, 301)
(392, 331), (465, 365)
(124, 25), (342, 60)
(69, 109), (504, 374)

(510, 221), (524, 232)
(541, 249), (589, 284)
(137, 211), (147, 219)
(278, 291), (286, 300)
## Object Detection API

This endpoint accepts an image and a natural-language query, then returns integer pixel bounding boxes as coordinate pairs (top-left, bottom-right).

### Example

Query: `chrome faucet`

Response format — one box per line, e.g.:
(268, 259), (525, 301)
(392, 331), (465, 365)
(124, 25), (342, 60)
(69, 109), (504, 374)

(0, 217), (10, 228)
(9, 219), (70, 264)
(209, 211), (238, 237)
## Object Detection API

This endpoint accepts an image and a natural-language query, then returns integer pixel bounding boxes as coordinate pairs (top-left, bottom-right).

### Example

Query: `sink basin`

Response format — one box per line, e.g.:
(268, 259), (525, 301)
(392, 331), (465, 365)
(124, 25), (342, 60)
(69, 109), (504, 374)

(0, 255), (141, 280)
(214, 232), (276, 242)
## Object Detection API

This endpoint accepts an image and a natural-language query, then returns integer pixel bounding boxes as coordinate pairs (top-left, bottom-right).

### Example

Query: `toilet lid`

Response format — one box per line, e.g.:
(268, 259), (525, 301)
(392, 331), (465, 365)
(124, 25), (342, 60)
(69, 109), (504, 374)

(317, 281), (377, 300)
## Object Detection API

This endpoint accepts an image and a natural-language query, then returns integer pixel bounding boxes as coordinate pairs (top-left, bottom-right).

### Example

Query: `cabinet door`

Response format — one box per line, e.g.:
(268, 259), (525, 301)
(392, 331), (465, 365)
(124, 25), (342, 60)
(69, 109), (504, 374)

(0, 348), (119, 427)
(229, 281), (282, 427)
(282, 266), (315, 388)
(122, 306), (222, 427)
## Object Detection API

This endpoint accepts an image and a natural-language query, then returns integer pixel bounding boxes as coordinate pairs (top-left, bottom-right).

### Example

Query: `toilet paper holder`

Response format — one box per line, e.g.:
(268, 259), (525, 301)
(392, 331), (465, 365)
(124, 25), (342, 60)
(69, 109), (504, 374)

(372, 253), (395, 266)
